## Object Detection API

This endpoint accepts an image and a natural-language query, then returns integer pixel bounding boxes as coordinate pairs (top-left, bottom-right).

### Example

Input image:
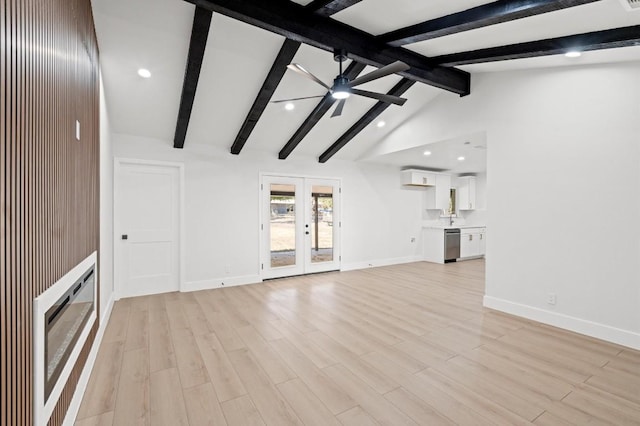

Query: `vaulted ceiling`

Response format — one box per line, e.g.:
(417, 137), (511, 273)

(92, 0), (640, 163)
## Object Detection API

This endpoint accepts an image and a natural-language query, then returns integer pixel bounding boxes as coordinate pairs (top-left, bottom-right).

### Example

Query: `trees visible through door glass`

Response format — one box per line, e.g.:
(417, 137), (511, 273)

(270, 184), (296, 267)
(310, 186), (333, 263)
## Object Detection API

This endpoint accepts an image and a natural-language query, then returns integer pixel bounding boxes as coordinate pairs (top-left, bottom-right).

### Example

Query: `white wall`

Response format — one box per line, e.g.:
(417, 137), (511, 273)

(99, 74), (114, 319)
(370, 61), (640, 348)
(112, 135), (425, 289)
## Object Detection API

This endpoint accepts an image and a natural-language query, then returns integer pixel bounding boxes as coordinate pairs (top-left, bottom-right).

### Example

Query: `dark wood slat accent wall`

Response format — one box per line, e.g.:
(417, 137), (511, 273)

(48, 327), (97, 426)
(1, 0), (101, 425)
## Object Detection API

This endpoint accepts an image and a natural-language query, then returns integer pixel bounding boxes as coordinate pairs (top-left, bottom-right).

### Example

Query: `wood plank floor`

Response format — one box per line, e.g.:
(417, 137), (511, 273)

(75, 260), (640, 425)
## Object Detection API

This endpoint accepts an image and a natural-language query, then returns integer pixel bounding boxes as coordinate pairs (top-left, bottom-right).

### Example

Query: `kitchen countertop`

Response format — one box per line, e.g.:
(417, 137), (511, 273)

(423, 223), (486, 229)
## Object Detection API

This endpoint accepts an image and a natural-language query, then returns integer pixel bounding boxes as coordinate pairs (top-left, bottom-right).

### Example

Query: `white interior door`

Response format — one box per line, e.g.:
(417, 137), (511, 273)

(262, 175), (341, 279)
(115, 161), (181, 298)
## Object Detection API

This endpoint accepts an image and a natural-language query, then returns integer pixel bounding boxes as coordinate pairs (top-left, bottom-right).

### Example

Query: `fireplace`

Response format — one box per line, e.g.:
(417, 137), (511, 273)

(45, 265), (95, 400)
(34, 252), (97, 425)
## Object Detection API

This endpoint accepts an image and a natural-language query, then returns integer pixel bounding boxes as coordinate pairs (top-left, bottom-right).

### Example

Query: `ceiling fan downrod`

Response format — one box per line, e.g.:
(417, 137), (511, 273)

(333, 48), (348, 76)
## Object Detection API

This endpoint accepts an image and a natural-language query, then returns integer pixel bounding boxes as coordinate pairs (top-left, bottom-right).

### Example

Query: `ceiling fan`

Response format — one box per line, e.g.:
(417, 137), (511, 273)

(272, 49), (410, 118)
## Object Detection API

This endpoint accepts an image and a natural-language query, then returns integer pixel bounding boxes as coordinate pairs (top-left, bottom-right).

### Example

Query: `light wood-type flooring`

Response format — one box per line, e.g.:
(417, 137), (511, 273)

(75, 260), (640, 425)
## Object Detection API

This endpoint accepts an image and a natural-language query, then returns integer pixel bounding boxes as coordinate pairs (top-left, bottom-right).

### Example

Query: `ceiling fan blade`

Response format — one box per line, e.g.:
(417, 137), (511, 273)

(287, 63), (332, 91)
(351, 88), (407, 106)
(348, 61), (410, 87)
(271, 95), (326, 103)
(331, 99), (346, 118)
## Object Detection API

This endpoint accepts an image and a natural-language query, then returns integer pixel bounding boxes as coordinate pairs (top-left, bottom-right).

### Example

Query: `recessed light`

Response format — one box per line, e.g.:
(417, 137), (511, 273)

(565, 51), (581, 58)
(457, 156), (465, 161)
(137, 68), (151, 78)
(423, 151), (432, 156)
(377, 121), (386, 128)
(284, 103), (295, 111)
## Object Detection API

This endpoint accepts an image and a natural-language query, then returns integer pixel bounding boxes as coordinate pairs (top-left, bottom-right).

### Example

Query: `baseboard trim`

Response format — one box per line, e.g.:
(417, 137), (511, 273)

(184, 257), (425, 291)
(341, 255), (423, 272)
(63, 293), (115, 425)
(483, 295), (640, 350)
(183, 274), (262, 292)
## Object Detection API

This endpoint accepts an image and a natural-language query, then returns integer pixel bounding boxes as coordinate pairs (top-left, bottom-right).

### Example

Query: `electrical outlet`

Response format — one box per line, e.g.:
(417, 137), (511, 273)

(547, 293), (557, 305)
(410, 237), (416, 243)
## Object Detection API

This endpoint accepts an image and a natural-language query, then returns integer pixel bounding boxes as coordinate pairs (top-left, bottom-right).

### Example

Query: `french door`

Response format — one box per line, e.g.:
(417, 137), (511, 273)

(262, 175), (341, 279)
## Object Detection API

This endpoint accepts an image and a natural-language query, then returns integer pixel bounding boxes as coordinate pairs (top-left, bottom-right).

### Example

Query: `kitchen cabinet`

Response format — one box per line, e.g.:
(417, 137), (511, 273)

(402, 169), (436, 186)
(460, 227), (485, 258)
(423, 226), (485, 263)
(478, 228), (486, 255)
(424, 173), (452, 211)
(423, 228), (446, 264)
(458, 176), (476, 210)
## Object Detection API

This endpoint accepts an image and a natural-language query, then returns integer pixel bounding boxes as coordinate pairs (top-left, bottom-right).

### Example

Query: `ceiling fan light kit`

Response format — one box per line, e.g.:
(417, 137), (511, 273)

(274, 48), (410, 117)
(332, 90), (351, 99)
(331, 74), (351, 99)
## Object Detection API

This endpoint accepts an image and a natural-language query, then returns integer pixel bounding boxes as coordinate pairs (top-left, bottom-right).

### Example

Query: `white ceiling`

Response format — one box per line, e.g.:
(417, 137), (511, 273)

(332, 0), (494, 35)
(91, 0), (640, 163)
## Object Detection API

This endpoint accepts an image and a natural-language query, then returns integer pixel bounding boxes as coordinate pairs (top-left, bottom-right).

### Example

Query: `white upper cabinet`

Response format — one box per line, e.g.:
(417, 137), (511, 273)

(424, 173), (452, 211)
(458, 176), (476, 210)
(401, 170), (437, 187)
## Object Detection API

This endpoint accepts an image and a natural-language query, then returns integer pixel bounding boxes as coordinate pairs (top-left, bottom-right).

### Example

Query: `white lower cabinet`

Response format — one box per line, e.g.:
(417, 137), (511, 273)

(460, 227), (486, 258)
(424, 226), (486, 263)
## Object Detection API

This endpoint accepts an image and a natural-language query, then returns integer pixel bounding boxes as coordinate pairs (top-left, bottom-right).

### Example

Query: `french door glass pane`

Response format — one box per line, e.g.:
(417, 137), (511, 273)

(310, 185), (333, 263)
(270, 184), (296, 267)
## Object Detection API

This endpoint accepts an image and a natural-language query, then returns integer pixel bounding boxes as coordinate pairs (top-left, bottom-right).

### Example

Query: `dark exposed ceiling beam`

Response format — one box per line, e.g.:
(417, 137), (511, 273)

(319, 79), (416, 163)
(378, 0), (600, 47)
(174, 7), (213, 149)
(306, 0), (363, 17)
(277, 2), (364, 160)
(230, 39), (301, 155)
(184, 0), (470, 95)
(433, 25), (640, 66)
(278, 61), (367, 160)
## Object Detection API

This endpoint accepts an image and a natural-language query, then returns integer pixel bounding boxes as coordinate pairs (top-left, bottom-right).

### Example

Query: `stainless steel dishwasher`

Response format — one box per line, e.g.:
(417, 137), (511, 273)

(444, 228), (461, 263)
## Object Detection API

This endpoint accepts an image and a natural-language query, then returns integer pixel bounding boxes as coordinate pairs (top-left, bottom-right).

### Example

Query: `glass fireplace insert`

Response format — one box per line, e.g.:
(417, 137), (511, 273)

(44, 265), (95, 401)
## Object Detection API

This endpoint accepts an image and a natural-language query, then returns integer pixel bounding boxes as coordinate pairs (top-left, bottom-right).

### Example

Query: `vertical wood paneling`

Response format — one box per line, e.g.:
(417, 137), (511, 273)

(1, 0), (100, 424)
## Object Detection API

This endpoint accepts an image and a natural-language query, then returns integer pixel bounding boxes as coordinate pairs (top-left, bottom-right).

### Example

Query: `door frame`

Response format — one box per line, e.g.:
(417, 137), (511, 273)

(113, 157), (186, 299)
(259, 172), (342, 280)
